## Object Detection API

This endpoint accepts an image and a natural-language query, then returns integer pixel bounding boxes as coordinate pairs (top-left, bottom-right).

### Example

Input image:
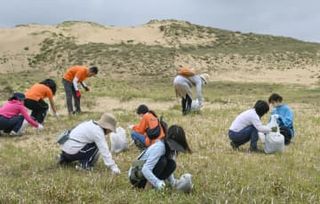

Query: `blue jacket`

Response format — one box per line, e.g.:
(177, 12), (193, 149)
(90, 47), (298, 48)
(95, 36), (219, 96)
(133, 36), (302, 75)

(271, 104), (295, 136)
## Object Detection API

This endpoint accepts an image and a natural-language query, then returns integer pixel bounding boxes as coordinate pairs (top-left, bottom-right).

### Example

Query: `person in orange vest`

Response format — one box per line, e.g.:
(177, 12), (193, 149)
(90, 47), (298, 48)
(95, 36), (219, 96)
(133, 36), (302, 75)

(24, 79), (58, 124)
(62, 66), (98, 115)
(130, 104), (165, 150)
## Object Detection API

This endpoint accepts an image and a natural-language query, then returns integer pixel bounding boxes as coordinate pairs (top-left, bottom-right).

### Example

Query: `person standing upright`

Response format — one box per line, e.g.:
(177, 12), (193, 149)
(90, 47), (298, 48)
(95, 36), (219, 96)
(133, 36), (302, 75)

(62, 66), (98, 115)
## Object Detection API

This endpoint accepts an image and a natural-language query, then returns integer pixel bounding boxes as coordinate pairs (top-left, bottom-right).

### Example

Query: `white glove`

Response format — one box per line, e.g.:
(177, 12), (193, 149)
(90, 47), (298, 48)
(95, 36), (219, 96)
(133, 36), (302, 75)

(128, 125), (134, 130)
(110, 165), (121, 175)
(156, 180), (166, 190)
(53, 112), (59, 118)
(37, 124), (44, 130)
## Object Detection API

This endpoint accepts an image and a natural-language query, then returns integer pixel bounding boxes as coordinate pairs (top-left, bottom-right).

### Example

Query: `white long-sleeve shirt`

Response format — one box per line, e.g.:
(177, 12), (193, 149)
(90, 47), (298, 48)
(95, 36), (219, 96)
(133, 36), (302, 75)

(61, 120), (118, 169)
(229, 109), (271, 133)
(140, 140), (175, 188)
(173, 75), (204, 105)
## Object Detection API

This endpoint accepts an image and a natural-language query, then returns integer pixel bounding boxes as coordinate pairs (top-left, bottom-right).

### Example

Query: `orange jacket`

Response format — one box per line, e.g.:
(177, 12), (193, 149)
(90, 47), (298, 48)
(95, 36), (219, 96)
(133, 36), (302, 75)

(132, 112), (165, 146)
(63, 66), (89, 82)
(25, 83), (53, 101)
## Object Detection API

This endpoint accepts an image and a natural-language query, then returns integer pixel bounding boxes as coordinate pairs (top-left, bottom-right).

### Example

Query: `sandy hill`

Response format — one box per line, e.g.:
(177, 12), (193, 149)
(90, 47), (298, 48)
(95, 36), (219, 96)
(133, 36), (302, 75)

(0, 20), (320, 85)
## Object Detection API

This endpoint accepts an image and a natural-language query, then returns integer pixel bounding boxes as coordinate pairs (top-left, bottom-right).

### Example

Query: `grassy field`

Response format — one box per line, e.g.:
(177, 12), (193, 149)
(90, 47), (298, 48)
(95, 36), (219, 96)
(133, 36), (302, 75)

(0, 73), (319, 203)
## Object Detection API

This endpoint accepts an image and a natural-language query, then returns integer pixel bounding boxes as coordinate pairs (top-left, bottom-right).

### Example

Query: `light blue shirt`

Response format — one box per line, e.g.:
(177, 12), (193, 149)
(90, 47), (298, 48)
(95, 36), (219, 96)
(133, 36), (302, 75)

(140, 140), (175, 188)
(271, 104), (295, 136)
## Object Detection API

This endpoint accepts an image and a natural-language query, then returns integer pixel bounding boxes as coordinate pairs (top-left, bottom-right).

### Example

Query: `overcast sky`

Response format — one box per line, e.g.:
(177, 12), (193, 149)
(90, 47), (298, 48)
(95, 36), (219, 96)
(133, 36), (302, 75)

(0, 0), (319, 43)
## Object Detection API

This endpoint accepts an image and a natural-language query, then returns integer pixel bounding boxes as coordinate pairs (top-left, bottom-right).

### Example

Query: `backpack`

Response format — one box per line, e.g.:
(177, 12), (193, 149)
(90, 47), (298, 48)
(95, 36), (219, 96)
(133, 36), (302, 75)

(146, 116), (168, 140)
(178, 67), (195, 77)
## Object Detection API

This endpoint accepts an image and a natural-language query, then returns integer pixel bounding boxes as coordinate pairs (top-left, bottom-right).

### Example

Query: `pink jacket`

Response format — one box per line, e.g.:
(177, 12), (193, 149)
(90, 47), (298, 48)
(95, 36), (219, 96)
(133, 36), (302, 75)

(0, 100), (39, 127)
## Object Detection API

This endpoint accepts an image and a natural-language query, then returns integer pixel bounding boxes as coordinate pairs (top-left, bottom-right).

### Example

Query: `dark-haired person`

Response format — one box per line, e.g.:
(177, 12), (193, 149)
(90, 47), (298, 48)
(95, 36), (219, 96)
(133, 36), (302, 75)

(62, 65), (98, 115)
(130, 104), (165, 150)
(268, 93), (295, 145)
(228, 100), (274, 152)
(129, 125), (192, 190)
(58, 113), (120, 174)
(173, 72), (210, 115)
(0, 93), (43, 136)
(24, 79), (58, 124)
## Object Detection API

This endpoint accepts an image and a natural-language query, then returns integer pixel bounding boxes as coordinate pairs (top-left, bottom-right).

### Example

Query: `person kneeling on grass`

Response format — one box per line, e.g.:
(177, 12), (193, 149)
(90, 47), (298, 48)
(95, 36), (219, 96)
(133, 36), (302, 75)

(130, 104), (165, 150)
(228, 100), (276, 152)
(268, 93), (295, 145)
(58, 113), (121, 174)
(129, 125), (192, 190)
(0, 93), (43, 136)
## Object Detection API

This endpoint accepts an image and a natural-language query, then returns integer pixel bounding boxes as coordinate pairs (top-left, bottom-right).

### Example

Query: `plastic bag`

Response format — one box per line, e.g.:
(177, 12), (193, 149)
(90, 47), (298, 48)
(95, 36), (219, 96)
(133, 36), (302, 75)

(191, 99), (202, 111)
(264, 115), (285, 154)
(175, 173), (193, 193)
(110, 127), (128, 153)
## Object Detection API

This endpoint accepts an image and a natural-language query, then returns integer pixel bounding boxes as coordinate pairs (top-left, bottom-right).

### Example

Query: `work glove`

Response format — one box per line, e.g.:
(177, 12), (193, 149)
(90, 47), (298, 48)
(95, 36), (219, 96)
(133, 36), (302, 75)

(37, 124), (44, 130)
(76, 90), (81, 98)
(156, 180), (166, 190)
(110, 165), (121, 175)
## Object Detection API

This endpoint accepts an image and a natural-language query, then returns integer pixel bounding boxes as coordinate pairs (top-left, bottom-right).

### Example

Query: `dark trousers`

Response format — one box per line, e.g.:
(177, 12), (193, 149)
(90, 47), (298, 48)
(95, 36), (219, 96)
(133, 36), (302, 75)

(181, 94), (192, 115)
(228, 125), (259, 150)
(60, 143), (99, 168)
(131, 156), (176, 188)
(24, 99), (48, 124)
(280, 126), (293, 145)
(0, 115), (24, 133)
(62, 79), (81, 114)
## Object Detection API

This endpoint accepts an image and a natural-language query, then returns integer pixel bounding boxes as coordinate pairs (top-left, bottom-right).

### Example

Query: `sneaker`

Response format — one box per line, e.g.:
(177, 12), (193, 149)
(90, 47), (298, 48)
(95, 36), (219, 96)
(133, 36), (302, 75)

(249, 147), (259, 153)
(9, 131), (22, 137)
(230, 141), (239, 150)
(75, 164), (93, 171)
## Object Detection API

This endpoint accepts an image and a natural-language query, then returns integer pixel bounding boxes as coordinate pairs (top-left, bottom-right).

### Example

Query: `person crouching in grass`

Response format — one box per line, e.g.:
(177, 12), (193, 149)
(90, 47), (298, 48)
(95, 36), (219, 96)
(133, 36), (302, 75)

(0, 93), (43, 136)
(268, 93), (295, 145)
(58, 113), (121, 174)
(228, 100), (274, 152)
(129, 125), (192, 190)
(24, 79), (58, 124)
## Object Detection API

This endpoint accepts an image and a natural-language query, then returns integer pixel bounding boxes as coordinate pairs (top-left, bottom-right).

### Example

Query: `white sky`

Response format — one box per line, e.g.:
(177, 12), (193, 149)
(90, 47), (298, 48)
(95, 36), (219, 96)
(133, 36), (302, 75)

(0, 0), (319, 42)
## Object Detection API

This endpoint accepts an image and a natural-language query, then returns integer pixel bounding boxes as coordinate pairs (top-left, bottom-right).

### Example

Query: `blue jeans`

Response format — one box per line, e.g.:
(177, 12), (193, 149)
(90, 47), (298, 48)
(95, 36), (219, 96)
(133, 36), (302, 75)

(228, 125), (259, 149)
(131, 131), (146, 144)
(0, 115), (24, 133)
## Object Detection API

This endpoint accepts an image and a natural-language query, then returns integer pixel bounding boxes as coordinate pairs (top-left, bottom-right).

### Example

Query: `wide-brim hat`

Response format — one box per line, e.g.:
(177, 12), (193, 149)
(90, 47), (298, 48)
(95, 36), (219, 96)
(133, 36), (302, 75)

(96, 113), (117, 132)
(200, 73), (210, 84)
(166, 138), (187, 153)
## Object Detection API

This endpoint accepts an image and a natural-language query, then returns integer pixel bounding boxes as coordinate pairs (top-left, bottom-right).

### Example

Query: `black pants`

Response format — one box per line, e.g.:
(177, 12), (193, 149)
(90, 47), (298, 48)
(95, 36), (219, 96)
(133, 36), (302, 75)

(181, 94), (192, 115)
(24, 99), (48, 124)
(131, 156), (176, 188)
(280, 126), (293, 145)
(0, 115), (24, 133)
(62, 79), (81, 114)
(59, 143), (99, 168)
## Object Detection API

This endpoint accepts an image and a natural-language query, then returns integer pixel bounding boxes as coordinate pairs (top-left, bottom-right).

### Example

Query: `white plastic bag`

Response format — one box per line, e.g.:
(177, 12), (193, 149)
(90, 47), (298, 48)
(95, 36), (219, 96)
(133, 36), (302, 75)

(175, 173), (193, 193)
(264, 115), (285, 154)
(110, 127), (128, 153)
(191, 99), (202, 111)
(258, 132), (266, 144)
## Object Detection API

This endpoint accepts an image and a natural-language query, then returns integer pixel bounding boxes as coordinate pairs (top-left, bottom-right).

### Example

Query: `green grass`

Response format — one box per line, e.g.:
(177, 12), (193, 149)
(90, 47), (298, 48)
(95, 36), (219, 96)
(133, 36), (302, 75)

(0, 76), (319, 203)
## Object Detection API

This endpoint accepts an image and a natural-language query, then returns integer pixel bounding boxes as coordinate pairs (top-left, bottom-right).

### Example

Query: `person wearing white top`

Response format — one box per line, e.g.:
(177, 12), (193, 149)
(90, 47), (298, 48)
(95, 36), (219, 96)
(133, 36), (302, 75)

(129, 125), (192, 190)
(173, 73), (209, 115)
(228, 100), (272, 152)
(58, 113), (121, 174)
